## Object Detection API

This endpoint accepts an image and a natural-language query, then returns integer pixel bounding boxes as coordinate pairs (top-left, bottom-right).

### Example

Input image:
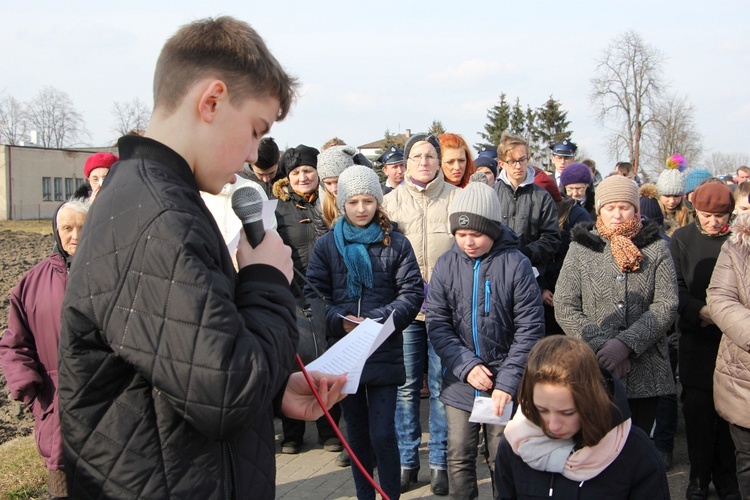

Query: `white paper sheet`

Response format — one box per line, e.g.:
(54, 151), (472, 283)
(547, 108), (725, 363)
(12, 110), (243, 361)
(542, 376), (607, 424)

(468, 397), (513, 426)
(306, 311), (396, 393)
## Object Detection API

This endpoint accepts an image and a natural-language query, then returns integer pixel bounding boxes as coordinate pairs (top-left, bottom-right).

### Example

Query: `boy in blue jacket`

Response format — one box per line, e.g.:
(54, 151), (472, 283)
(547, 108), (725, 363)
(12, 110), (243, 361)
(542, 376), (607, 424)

(427, 179), (545, 499)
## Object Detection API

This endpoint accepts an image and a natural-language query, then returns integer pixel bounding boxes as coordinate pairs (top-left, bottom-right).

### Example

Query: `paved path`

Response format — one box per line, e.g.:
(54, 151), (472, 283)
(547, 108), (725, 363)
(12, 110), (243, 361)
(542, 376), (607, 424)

(275, 395), (722, 499)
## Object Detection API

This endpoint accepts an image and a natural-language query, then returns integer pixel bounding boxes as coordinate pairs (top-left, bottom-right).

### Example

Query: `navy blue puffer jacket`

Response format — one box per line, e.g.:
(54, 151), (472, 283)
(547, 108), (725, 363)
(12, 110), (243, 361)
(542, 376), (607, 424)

(305, 227), (424, 386)
(427, 228), (545, 412)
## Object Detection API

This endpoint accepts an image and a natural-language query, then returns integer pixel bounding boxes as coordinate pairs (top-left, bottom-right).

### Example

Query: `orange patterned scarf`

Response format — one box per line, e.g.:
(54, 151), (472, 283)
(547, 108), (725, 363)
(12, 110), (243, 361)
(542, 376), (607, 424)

(595, 217), (644, 272)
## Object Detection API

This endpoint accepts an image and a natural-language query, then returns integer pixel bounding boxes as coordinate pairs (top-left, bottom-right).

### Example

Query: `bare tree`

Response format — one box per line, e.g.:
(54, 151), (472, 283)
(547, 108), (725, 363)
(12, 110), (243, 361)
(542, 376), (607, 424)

(25, 86), (88, 147)
(590, 31), (665, 175)
(0, 95), (28, 145)
(111, 97), (151, 137)
(704, 151), (750, 177)
(644, 94), (702, 177)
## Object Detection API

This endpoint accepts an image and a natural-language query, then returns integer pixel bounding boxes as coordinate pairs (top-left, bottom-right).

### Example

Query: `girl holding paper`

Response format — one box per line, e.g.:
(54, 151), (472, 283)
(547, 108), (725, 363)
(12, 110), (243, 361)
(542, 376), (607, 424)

(426, 179), (545, 499)
(305, 165), (423, 500)
(495, 336), (669, 499)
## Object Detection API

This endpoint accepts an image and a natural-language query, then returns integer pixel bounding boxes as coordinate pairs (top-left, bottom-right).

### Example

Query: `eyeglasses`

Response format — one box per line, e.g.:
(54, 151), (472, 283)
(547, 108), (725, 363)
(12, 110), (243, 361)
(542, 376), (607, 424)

(565, 185), (588, 193)
(502, 156), (528, 167)
(408, 154), (438, 163)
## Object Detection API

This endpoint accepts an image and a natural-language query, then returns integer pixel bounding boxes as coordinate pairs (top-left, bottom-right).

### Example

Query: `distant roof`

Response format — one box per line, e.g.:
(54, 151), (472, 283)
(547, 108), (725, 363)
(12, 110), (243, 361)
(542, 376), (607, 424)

(358, 133), (410, 150)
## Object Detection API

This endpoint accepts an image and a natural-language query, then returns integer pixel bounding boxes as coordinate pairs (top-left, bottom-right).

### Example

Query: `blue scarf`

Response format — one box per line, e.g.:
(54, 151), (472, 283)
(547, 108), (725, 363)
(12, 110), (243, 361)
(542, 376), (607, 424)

(334, 217), (385, 299)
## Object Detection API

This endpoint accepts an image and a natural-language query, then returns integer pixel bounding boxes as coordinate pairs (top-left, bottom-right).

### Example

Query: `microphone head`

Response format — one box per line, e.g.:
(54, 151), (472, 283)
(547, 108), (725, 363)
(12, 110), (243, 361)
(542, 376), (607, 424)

(231, 186), (264, 224)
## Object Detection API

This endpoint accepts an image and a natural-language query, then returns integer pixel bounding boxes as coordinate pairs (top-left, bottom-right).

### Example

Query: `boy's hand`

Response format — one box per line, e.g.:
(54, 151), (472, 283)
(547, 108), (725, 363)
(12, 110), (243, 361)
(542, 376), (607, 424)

(282, 371), (347, 420)
(236, 229), (293, 284)
(467, 364), (493, 392)
(491, 389), (512, 417)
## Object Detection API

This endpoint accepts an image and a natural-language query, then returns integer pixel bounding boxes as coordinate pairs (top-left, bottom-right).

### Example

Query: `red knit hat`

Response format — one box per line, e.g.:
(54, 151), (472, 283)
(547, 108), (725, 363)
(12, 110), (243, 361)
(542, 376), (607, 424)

(692, 183), (734, 214)
(532, 167), (562, 202)
(84, 152), (119, 178)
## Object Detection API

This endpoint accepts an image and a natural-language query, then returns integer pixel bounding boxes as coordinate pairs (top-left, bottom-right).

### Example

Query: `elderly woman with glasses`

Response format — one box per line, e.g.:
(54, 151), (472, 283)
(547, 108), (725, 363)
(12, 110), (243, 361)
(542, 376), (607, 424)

(382, 133), (459, 495)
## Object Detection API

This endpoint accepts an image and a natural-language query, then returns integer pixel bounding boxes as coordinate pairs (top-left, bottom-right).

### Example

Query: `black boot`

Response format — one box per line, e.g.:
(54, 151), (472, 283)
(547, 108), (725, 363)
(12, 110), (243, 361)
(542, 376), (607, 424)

(400, 467), (419, 493)
(430, 468), (449, 496)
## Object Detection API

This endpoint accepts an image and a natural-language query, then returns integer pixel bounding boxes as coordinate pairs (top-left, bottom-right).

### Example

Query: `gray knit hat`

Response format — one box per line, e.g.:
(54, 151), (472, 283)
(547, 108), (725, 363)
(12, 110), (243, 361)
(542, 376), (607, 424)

(317, 145), (356, 181)
(656, 167), (686, 196)
(595, 175), (640, 214)
(336, 165), (384, 212)
(449, 181), (503, 240)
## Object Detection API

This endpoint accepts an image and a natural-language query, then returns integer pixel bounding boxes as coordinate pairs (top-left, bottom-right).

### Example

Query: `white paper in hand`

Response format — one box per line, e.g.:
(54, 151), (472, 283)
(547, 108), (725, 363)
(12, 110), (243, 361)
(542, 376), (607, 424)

(305, 311), (396, 394)
(468, 397), (513, 426)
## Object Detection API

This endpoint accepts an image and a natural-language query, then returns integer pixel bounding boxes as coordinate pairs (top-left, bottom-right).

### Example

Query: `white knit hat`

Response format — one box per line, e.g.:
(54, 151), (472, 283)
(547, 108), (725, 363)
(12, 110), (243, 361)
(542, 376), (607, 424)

(656, 167), (686, 196)
(336, 165), (384, 212)
(317, 145), (356, 181)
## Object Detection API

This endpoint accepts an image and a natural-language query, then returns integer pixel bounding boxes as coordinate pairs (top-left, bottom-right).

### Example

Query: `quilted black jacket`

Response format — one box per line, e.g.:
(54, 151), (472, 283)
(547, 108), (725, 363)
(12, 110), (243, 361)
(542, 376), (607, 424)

(59, 136), (298, 499)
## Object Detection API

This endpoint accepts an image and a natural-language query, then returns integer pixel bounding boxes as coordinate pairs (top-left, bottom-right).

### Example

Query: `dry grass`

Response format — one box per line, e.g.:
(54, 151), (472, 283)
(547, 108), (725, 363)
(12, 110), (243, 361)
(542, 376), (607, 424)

(0, 435), (46, 498)
(0, 220), (53, 236)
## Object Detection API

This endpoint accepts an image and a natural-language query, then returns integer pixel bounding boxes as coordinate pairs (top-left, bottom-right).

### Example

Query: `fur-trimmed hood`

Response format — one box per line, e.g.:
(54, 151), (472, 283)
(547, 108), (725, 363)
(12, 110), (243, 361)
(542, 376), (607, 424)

(729, 212), (750, 249)
(272, 177), (292, 201)
(571, 220), (661, 253)
(272, 177), (319, 204)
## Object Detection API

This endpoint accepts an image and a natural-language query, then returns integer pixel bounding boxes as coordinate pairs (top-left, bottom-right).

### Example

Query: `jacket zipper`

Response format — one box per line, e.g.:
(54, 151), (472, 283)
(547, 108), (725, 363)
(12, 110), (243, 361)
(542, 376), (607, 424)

(484, 280), (491, 316)
(222, 442), (238, 500)
(472, 258), (482, 398)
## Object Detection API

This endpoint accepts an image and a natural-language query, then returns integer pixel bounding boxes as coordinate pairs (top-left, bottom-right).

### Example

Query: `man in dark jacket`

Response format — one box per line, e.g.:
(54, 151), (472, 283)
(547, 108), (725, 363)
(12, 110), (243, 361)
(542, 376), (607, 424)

(58, 17), (344, 499)
(1, 199), (88, 499)
(241, 136), (284, 199)
(493, 132), (560, 275)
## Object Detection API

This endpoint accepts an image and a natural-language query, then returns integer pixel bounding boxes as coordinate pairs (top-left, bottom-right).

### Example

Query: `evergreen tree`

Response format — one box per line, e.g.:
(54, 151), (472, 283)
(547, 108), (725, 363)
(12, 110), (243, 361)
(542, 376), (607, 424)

(510, 98), (526, 136)
(535, 96), (572, 148)
(477, 93), (510, 150)
(428, 119), (446, 136)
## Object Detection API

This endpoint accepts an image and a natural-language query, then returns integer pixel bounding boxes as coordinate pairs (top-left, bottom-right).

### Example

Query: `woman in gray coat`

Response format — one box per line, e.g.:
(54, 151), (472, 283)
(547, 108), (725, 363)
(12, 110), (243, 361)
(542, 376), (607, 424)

(555, 175), (677, 434)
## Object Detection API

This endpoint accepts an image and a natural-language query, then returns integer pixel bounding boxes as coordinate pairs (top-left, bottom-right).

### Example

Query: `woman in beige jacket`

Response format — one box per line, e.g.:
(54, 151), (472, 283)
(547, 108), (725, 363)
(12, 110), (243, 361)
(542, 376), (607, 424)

(707, 212), (750, 499)
(382, 133), (458, 495)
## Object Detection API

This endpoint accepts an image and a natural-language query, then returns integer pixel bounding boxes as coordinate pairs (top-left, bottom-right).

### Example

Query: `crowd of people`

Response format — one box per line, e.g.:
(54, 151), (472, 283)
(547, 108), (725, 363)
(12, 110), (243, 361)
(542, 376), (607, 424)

(1, 15), (749, 500)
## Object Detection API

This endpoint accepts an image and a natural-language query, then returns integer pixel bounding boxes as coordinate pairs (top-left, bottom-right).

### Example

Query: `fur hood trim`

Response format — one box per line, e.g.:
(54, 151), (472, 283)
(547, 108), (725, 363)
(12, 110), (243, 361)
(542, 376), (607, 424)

(729, 213), (750, 249)
(272, 177), (291, 201)
(571, 219), (661, 253)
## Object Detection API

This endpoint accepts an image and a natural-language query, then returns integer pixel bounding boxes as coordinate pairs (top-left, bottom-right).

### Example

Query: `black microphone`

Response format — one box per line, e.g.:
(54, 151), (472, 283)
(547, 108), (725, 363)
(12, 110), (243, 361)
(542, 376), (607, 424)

(231, 186), (265, 248)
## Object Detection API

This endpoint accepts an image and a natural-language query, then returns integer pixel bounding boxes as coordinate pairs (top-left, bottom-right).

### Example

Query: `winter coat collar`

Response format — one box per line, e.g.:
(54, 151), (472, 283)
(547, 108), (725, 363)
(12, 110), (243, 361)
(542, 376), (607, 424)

(571, 219), (661, 253)
(404, 169), (447, 196)
(118, 135), (198, 192)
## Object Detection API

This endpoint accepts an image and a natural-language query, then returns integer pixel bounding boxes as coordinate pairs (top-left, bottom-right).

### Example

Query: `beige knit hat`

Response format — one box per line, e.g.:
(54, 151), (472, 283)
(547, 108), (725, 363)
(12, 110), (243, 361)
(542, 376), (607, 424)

(595, 175), (640, 214)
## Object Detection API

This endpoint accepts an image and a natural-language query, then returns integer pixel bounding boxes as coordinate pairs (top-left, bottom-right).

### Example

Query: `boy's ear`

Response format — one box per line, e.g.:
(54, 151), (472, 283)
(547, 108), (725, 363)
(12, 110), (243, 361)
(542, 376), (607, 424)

(197, 80), (228, 124)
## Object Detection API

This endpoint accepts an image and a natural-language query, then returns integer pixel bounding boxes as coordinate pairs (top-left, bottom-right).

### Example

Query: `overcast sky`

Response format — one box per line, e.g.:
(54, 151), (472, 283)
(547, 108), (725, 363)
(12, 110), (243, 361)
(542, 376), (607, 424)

(2, 0), (748, 175)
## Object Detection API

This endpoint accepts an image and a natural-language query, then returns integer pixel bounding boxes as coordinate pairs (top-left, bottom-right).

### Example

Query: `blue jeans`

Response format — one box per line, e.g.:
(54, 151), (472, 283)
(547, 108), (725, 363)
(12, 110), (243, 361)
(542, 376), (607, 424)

(395, 320), (447, 470)
(340, 385), (400, 500)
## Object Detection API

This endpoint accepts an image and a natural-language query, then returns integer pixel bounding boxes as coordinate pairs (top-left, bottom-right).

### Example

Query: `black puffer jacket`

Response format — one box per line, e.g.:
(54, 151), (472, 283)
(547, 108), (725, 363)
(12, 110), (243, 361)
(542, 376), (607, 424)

(495, 370), (670, 499)
(273, 177), (329, 296)
(59, 136), (298, 499)
(493, 168), (561, 272)
(305, 227), (423, 386)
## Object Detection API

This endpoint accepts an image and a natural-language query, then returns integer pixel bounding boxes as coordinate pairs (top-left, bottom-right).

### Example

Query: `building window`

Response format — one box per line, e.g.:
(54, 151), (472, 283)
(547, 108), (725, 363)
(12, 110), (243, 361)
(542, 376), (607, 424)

(65, 178), (74, 199)
(54, 177), (63, 201)
(42, 177), (51, 201)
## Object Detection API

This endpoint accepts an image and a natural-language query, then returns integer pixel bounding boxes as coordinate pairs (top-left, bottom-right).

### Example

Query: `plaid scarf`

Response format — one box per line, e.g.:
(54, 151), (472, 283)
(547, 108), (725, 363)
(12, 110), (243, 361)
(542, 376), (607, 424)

(595, 217), (644, 272)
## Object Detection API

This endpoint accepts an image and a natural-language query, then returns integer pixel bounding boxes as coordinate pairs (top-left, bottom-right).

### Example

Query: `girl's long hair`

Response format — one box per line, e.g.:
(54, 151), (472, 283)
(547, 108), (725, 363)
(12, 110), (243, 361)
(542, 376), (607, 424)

(518, 336), (615, 448)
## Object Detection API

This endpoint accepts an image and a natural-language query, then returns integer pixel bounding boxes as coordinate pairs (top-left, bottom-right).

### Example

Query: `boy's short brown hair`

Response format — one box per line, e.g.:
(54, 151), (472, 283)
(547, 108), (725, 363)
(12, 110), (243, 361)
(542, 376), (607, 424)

(497, 130), (529, 161)
(153, 16), (298, 120)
